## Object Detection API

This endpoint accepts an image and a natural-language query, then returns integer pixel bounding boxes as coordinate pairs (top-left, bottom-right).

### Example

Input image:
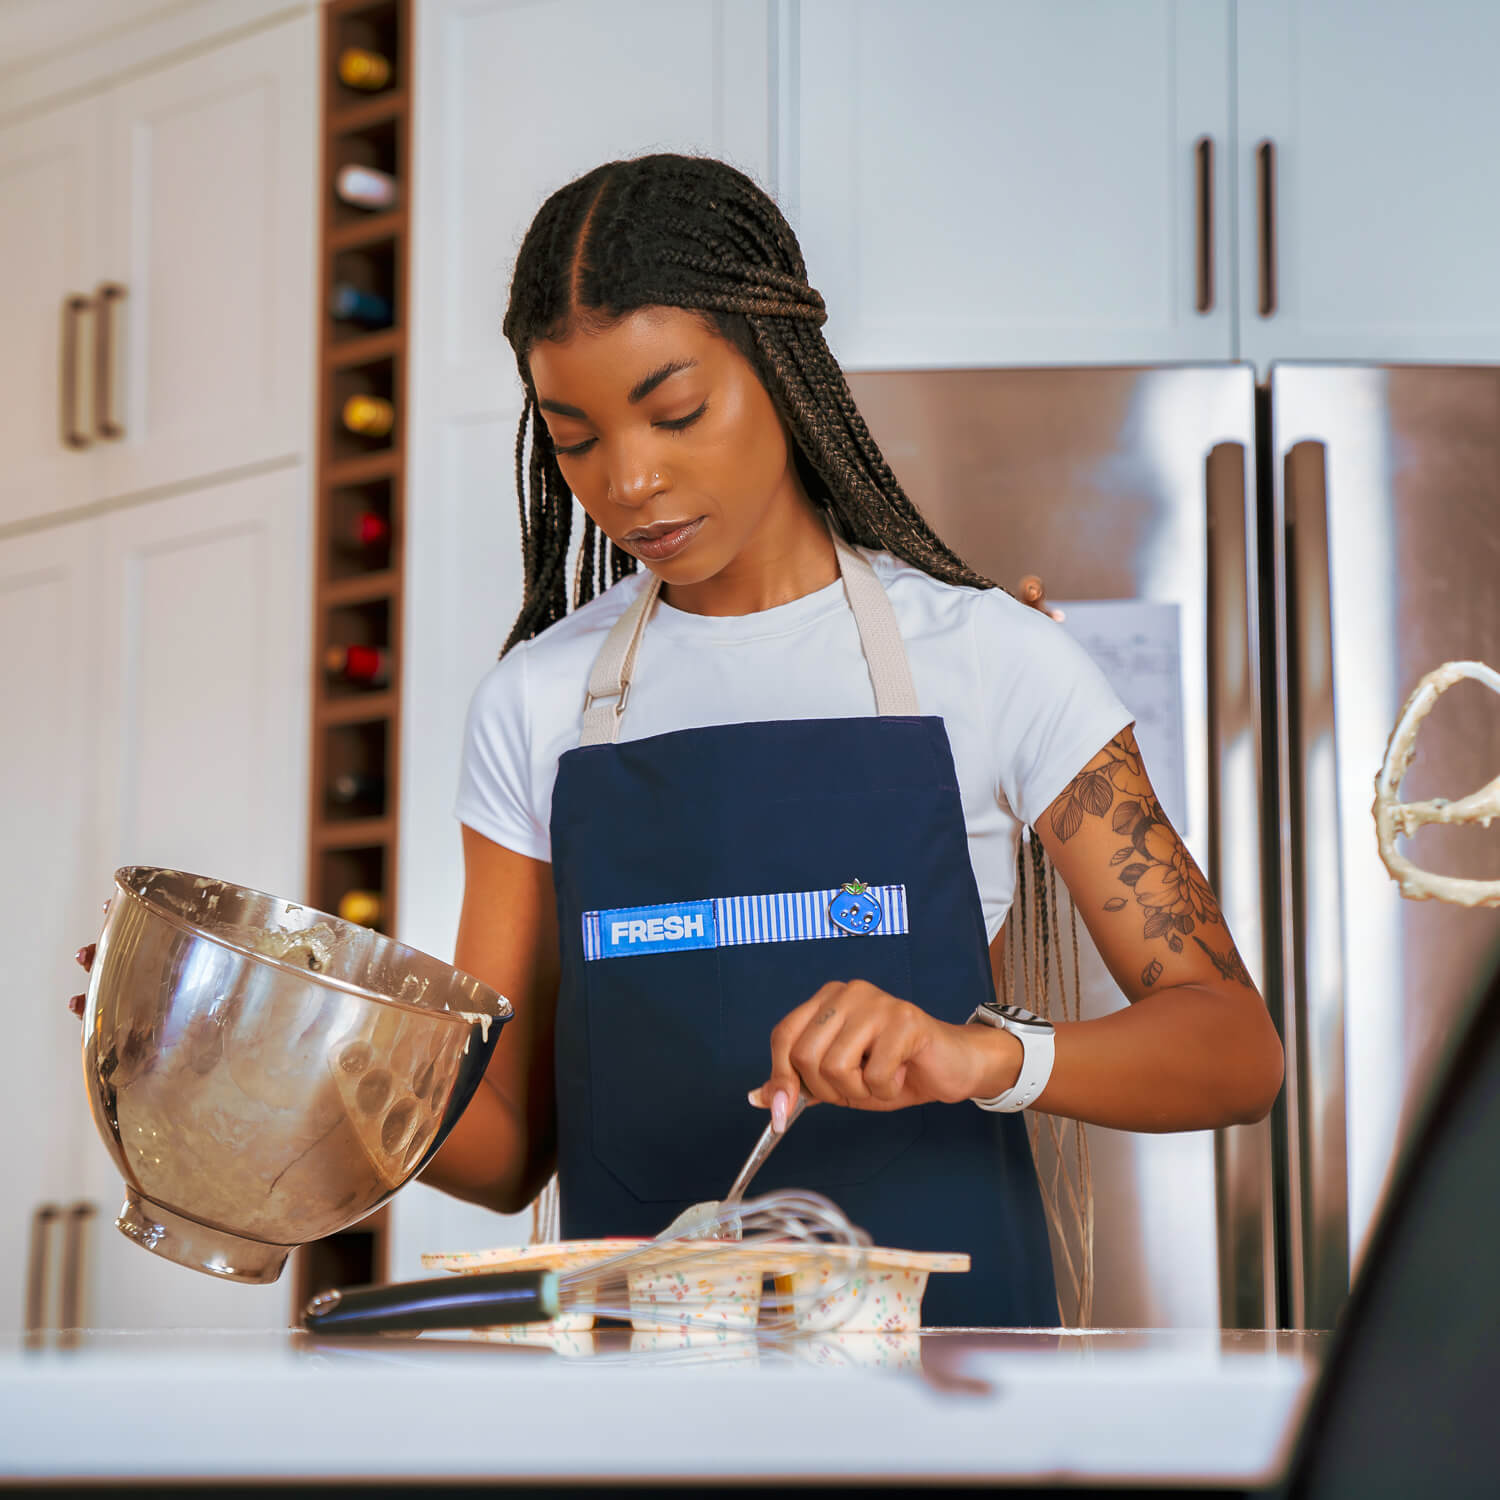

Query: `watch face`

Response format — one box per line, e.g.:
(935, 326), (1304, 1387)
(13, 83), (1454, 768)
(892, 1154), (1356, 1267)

(981, 1001), (1054, 1034)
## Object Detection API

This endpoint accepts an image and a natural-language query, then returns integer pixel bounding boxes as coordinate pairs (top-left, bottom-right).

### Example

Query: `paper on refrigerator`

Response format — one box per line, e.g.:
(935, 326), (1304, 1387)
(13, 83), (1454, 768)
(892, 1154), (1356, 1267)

(1051, 601), (1188, 835)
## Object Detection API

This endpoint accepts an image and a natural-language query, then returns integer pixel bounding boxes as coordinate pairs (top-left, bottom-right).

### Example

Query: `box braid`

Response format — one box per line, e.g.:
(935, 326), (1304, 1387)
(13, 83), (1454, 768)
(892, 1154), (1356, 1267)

(498, 152), (1000, 655)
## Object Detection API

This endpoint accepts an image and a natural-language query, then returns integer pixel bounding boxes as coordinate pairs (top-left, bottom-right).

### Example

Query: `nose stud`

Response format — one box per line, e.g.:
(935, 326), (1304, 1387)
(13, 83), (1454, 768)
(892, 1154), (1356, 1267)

(606, 474), (664, 502)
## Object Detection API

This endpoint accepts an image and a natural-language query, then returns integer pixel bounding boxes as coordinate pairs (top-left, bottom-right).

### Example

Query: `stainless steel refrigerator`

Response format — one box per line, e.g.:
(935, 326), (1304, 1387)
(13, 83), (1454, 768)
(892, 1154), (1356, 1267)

(846, 363), (1500, 1331)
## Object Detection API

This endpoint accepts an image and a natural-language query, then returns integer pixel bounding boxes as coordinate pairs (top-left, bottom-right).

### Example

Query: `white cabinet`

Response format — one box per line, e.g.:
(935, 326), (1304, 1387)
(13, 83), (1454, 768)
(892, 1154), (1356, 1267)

(0, 465), (311, 1334)
(84, 469), (312, 904)
(0, 99), (100, 524)
(0, 11), (317, 530)
(0, 1), (306, 115)
(1236, 0), (1500, 366)
(1, 2), (317, 1333)
(790, 0), (1235, 368)
(791, 0), (1500, 370)
(99, 18), (318, 503)
(0, 522), (98, 1335)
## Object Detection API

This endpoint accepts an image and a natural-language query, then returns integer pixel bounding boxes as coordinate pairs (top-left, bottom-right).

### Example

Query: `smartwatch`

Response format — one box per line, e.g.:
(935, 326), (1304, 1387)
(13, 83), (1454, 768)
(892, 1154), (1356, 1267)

(967, 1000), (1056, 1112)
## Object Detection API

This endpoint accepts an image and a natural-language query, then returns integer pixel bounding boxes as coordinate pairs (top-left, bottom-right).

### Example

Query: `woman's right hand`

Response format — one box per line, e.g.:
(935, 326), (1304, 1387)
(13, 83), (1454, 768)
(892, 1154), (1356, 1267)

(69, 900), (109, 1017)
(69, 943), (95, 1018)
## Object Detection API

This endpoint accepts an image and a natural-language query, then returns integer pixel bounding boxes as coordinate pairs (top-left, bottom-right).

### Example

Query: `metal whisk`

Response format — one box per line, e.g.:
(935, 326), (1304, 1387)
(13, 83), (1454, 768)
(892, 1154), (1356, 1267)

(303, 1189), (872, 1338)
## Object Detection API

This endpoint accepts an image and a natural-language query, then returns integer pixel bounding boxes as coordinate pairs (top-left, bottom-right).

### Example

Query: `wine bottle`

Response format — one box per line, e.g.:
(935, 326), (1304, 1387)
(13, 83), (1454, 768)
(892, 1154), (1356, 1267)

(325, 644), (390, 687)
(342, 394), (394, 438)
(335, 164), (397, 212)
(330, 771), (385, 806)
(337, 510), (390, 551)
(330, 282), (393, 328)
(337, 889), (384, 928)
(337, 47), (392, 92)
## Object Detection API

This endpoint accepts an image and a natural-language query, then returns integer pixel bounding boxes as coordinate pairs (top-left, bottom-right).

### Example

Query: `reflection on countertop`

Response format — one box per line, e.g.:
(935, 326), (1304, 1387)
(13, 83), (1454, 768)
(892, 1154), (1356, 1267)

(4, 1326), (1325, 1487)
(8, 1326), (1326, 1374)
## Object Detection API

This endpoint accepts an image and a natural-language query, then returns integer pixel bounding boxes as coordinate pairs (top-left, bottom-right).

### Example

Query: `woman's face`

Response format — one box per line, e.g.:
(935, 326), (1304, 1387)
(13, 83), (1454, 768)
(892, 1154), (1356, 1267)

(527, 306), (816, 592)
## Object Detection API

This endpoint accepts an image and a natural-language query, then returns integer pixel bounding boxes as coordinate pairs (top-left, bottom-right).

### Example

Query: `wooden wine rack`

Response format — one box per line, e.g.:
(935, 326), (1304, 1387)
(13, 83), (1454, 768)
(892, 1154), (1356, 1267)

(293, 0), (412, 1316)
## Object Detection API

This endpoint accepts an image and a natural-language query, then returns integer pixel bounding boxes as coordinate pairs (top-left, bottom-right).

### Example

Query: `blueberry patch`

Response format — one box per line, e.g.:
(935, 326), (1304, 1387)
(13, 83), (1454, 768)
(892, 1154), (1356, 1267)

(829, 880), (883, 935)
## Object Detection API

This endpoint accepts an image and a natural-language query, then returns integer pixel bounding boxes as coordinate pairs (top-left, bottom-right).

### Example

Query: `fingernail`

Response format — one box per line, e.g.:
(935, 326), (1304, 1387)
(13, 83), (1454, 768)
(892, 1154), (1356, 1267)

(747, 1088), (765, 1108)
(771, 1089), (790, 1134)
(69, 995), (85, 1016)
(75, 947), (88, 965)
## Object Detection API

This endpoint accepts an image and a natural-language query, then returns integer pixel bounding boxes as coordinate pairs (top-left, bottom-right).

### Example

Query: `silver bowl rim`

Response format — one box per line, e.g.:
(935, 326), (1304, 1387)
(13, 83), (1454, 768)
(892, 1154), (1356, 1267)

(110, 864), (514, 1024)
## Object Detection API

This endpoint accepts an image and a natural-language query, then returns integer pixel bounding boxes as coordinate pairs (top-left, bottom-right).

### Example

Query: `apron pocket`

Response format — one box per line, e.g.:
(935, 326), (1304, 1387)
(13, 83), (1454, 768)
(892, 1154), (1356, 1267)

(584, 946), (742, 1205)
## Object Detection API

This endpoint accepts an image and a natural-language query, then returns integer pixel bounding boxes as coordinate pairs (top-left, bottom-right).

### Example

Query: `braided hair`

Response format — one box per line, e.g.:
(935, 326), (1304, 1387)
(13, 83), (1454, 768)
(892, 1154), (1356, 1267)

(502, 154), (1091, 1318)
(499, 152), (997, 653)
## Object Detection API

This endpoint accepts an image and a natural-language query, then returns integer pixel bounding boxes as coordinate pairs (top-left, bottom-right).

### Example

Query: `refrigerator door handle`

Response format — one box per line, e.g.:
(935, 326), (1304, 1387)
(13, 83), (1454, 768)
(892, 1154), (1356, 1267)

(1194, 136), (1216, 314)
(1282, 439), (1351, 1331)
(1206, 440), (1276, 1329)
(1256, 141), (1278, 317)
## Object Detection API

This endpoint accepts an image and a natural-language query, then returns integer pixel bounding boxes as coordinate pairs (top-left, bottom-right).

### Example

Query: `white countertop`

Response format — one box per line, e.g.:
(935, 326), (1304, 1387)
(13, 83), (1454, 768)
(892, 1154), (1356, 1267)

(2, 1327), (1322, 1487)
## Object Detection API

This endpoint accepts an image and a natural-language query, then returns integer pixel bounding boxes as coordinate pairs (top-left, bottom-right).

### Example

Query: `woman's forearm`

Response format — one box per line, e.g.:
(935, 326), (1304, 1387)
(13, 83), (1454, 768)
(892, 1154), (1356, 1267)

(417, 1081), (554, 1215)
(971, 983), (1284, 1132)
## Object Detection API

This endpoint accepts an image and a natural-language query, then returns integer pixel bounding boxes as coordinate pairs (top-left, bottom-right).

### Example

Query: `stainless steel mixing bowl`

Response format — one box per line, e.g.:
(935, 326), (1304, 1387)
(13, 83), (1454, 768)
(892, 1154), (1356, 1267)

(82, 867), (512, 1284)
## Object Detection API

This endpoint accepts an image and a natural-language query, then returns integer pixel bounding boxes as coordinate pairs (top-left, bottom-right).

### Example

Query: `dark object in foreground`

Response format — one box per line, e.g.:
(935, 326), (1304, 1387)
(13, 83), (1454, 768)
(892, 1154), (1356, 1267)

(1276, 939), (1500, 1497)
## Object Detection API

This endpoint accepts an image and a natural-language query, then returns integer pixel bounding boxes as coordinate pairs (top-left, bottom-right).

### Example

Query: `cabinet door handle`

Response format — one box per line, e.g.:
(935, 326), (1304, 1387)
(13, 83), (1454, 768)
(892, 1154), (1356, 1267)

(24, 1203), (61, 1347)
(58, 1201), (96, 1345)
(1194, 136), (1215, 313)
(94, 282), (127, 439)
(60, 297), (92, 450)
(1256, 140), (1278, 317)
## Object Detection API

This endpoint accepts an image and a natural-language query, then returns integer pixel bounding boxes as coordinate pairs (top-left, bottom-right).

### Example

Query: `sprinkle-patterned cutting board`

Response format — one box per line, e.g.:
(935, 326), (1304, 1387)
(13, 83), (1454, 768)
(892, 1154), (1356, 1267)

(421, 1240), (969, 1276)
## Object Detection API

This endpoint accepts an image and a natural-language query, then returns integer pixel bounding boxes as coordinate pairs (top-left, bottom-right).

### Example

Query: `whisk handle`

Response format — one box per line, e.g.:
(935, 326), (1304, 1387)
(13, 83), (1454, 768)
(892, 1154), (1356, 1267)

(303, 1269), (559, 1334)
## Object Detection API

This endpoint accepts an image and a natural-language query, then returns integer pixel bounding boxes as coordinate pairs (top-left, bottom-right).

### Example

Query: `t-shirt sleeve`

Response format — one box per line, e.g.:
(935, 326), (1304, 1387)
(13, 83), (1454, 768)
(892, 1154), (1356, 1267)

(453, 642), (551, 862)
(975, 589), (1135, 828)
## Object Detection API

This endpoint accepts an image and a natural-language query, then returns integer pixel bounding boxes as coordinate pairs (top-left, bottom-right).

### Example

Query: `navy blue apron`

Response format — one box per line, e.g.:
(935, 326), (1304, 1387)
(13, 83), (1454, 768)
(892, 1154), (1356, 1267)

(547, 526), (1058, 1327)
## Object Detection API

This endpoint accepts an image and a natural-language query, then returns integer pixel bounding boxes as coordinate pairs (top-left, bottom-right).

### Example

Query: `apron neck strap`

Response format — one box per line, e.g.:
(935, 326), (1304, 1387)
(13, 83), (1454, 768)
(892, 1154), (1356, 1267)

(579, 516), (920, 747)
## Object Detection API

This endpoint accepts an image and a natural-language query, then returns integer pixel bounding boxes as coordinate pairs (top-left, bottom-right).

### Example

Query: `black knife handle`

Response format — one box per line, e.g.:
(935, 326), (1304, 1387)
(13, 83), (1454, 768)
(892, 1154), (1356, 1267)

(303, 1269), (559, 1334)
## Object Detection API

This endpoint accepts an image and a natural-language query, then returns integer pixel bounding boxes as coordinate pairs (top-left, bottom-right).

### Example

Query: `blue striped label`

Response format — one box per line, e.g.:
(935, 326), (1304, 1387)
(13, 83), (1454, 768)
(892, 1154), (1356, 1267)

(594, 900), (716, 959)
(583, 885), (908, 961)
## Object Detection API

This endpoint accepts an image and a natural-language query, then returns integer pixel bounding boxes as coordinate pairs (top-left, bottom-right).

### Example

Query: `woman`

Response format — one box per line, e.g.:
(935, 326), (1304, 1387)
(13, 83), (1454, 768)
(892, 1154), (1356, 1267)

(410, 152), (1283, 1327)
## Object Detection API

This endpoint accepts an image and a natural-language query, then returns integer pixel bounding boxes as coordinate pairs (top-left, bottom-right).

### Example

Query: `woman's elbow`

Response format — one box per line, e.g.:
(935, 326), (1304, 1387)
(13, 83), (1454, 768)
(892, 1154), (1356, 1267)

(1229, 1020), (1285, 1125)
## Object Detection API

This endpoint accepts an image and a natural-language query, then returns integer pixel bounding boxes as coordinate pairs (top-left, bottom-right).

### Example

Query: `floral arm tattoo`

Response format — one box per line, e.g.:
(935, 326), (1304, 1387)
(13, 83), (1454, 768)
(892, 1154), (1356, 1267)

(1049, 733), (1253, 992)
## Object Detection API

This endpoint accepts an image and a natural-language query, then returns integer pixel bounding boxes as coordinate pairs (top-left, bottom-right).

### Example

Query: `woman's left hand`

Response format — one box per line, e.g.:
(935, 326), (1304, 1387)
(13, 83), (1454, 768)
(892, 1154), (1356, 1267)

(749, 981), (1021, 1128)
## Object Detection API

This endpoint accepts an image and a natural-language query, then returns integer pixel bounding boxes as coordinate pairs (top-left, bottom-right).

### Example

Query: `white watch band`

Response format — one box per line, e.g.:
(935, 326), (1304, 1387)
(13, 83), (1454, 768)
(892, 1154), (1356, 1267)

(971, 1015), (1056, 1113)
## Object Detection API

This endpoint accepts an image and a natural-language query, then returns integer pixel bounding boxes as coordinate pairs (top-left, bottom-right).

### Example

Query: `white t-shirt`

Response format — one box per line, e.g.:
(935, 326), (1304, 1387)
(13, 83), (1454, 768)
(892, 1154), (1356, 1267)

(455, 547), (1133, 941)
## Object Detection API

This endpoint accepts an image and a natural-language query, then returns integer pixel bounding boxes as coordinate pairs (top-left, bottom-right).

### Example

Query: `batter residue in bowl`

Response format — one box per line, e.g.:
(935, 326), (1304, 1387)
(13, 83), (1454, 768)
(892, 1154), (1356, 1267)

(211, 921), (344, 973)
